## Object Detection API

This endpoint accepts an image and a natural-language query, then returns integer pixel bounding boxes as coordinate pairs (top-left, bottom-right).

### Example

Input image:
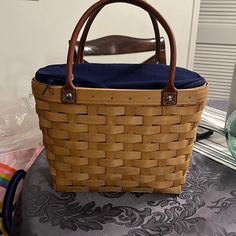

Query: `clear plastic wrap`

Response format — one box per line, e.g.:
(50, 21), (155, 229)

(0, 96), (42, 153)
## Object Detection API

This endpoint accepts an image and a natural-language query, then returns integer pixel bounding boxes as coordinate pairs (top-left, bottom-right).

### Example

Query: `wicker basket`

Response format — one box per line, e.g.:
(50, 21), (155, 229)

(32, 0), (208, 194)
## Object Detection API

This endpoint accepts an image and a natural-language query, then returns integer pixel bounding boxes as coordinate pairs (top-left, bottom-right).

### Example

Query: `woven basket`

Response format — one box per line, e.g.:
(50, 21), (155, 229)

(32, 0), (208, 194)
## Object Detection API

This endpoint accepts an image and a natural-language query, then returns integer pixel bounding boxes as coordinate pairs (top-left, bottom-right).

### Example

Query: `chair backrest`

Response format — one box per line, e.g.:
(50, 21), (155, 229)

(74, 35), (166, 64)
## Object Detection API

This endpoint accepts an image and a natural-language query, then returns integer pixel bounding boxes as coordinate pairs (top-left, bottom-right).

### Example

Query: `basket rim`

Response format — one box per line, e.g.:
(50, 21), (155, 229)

(32, 78), (208, 106)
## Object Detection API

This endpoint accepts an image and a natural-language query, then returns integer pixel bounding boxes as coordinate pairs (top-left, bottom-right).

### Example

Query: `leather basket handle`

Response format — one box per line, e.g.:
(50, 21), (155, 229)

(62, 0), (177, 105)
(77, 7), (161, 64)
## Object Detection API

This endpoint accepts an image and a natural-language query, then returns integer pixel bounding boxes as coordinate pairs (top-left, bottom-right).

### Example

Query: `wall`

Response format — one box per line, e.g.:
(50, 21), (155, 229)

(0, 0), (197, 100)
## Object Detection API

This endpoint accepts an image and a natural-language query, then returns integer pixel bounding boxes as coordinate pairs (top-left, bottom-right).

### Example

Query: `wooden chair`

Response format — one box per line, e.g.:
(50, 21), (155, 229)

(73, 8), (166, 64)
(74, 35), (166, 64)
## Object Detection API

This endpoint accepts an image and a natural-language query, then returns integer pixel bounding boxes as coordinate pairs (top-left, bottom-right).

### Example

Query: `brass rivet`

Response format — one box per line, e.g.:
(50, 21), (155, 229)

(66, 92), (73, 100)
(166, 95), (173, 102)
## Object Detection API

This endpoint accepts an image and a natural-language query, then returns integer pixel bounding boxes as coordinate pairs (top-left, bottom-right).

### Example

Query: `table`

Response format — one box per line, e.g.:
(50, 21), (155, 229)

(11, 102), (236, 236)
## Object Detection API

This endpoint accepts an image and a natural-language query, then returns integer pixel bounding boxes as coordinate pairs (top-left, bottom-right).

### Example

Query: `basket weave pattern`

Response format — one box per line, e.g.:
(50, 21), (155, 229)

(32, 0), (208, 194)
(34, 86), (207, 194)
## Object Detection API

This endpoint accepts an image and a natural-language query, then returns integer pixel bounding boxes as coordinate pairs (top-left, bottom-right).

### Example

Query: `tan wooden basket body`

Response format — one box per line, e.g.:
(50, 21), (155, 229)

(32, 82), (208, 194)
(32, 0), (208, 194)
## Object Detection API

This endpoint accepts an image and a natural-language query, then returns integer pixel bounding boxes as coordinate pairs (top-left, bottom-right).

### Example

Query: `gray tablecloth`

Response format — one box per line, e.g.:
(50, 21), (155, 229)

(11, 101), (236, 236)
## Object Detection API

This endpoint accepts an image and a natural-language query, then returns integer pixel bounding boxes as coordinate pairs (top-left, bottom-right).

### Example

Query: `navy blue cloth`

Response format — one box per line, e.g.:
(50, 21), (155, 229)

(35, 63), (205, 89)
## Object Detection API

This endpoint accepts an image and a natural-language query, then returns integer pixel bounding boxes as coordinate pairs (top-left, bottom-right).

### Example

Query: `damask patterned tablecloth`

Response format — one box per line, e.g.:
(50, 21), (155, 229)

(11, 101), (236, 236)
(11, 150), (236, 236)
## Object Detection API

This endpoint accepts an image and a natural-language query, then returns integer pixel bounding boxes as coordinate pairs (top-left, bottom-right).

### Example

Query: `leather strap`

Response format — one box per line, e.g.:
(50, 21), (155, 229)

(77, 7), (161, 64)
(63, 0), (177, 105)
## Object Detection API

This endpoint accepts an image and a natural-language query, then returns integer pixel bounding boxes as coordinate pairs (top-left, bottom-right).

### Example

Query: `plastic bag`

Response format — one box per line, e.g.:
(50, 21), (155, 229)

(0, 96), (42, 153)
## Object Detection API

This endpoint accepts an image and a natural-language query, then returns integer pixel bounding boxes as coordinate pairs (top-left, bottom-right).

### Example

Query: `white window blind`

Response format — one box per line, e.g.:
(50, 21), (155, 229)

(199, 0), (236, 25)
(194, 0), (236, 99)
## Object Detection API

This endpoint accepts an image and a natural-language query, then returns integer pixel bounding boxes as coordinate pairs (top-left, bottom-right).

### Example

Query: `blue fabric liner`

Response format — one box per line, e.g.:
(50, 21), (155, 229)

(35, 63), (205, 89)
